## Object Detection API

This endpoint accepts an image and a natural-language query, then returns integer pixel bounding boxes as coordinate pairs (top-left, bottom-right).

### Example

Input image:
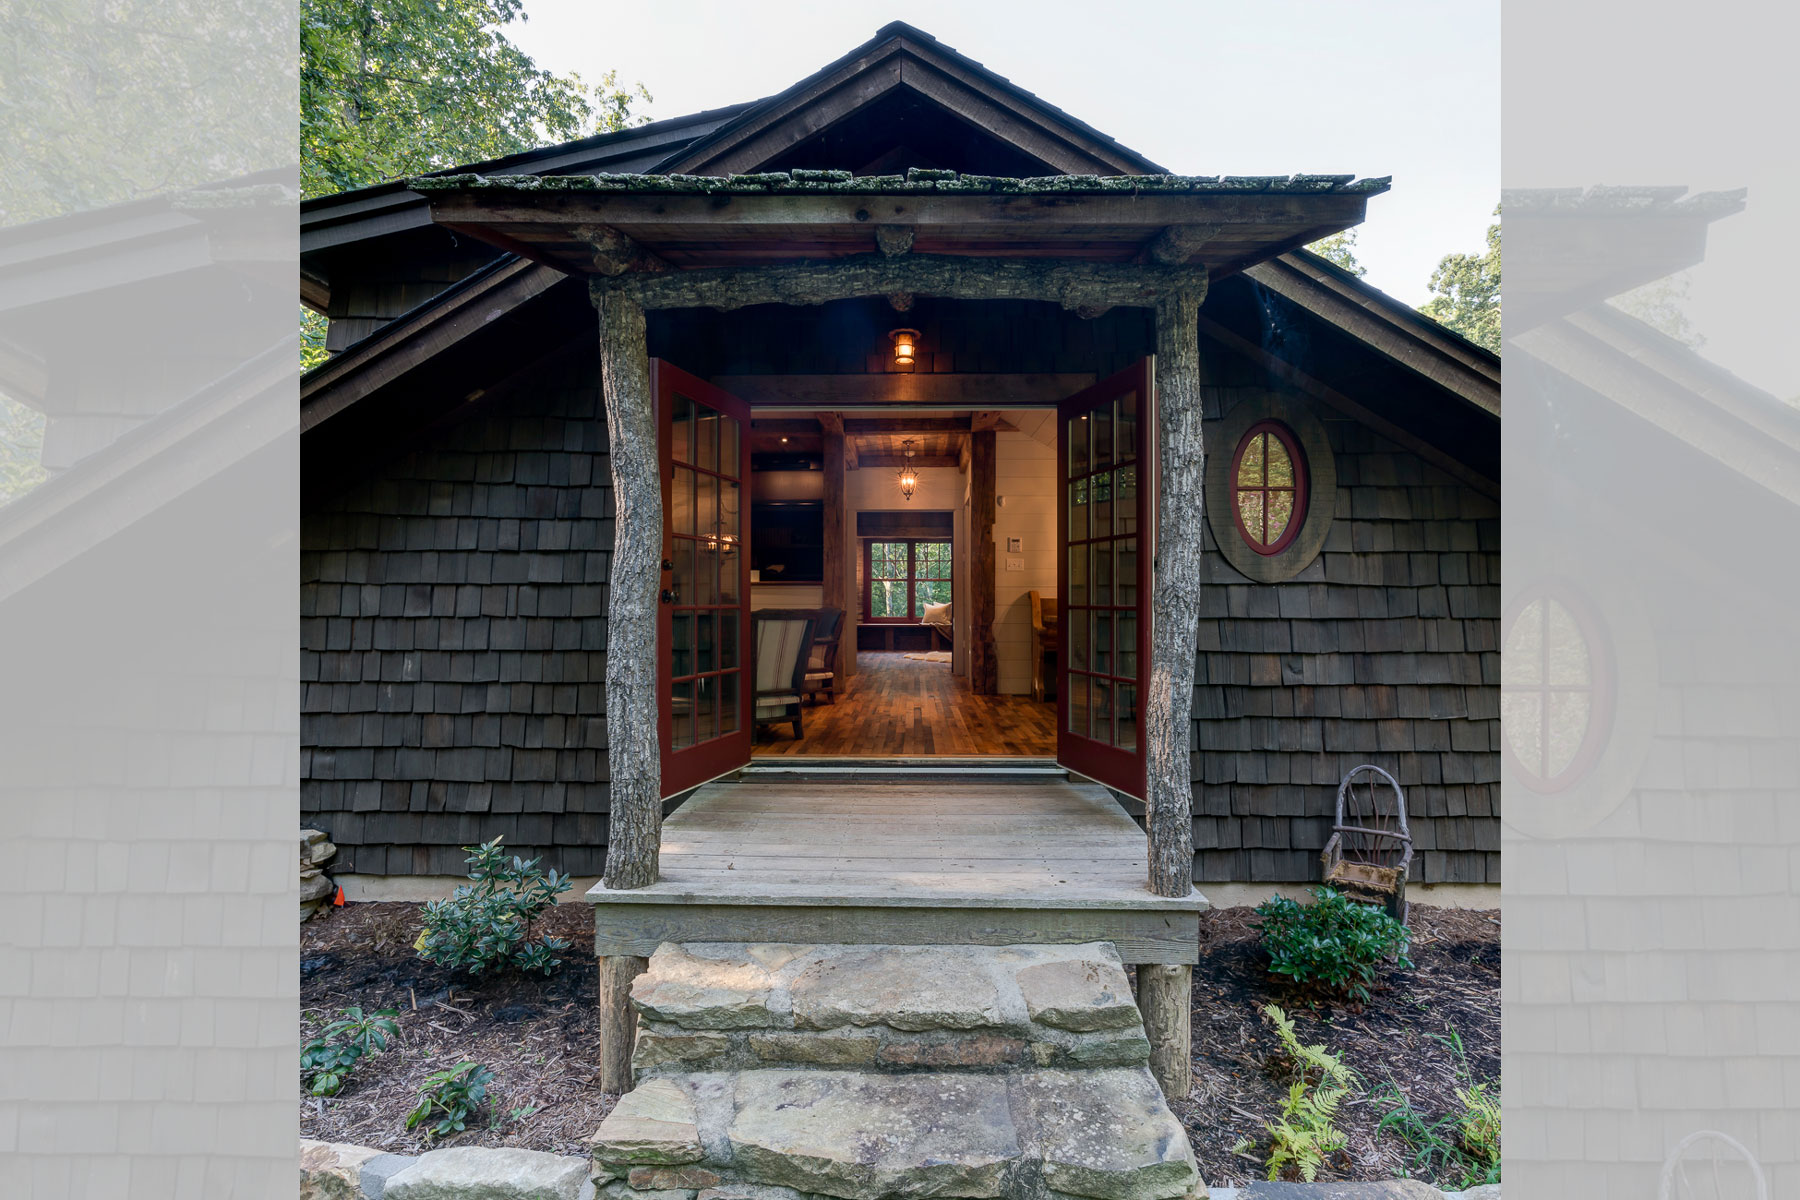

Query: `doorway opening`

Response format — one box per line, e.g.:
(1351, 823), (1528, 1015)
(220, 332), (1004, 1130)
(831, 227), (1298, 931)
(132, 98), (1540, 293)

(744, 406), (1060, 759)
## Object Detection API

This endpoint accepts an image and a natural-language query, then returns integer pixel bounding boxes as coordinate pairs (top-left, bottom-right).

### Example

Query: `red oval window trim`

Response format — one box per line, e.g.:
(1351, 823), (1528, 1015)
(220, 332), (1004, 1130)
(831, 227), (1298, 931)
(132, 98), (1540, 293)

(1230, 420), (1309, 556)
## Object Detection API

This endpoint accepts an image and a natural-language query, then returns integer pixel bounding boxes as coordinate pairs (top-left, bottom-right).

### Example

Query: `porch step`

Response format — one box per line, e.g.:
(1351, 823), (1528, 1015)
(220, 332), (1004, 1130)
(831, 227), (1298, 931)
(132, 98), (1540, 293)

(736, 758), (1068, 784)
(630, 942), (1150, 1076)
(592, 942), (1206, 1200)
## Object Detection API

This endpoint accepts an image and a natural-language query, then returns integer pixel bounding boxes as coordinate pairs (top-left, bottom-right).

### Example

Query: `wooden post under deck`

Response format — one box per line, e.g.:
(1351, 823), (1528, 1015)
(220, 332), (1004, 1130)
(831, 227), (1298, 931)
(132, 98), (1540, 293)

(597, 953), (648, 1093)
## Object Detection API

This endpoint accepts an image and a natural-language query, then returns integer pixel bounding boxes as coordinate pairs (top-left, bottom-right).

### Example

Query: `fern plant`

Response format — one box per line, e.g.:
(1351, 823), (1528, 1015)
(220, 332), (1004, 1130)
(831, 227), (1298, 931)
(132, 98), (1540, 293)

(1262, 1003), (1354, 1182)
(1455, 1082), (1502, 1180)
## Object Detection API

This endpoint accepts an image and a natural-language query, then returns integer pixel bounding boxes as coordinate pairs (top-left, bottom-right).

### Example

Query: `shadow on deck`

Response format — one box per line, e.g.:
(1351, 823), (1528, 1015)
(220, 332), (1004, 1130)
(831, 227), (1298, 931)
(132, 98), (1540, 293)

(585, 778), (1208, 964)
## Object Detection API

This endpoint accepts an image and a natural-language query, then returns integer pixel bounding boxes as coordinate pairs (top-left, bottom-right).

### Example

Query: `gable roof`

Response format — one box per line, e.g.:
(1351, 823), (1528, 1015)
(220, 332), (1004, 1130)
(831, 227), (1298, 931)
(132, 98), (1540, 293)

(654, 21), (1167, 178)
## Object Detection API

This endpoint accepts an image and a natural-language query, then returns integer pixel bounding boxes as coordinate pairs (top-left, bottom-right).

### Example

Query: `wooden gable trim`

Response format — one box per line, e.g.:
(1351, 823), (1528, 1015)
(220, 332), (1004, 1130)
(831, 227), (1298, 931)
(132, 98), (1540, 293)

(659, 27), (1161, 178)
(300, 256), (566, 432)
(1246, 252), (1501, 417)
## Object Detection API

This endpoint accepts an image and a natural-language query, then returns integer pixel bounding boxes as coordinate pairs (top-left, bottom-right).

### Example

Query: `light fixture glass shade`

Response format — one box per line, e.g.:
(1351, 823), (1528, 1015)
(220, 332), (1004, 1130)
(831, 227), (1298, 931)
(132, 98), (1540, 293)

(897, 438), (918, 500)
(889, 327), (919, 367)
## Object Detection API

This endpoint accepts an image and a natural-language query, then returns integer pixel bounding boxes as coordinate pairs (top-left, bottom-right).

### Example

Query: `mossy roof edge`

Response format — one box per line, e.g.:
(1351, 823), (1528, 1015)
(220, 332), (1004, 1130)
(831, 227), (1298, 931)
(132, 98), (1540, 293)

(407, 169), (1392, 198)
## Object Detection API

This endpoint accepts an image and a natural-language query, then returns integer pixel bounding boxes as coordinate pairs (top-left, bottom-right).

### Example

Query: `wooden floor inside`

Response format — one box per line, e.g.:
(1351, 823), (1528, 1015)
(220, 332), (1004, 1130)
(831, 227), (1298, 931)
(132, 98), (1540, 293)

(588, 779), (1206, 963)
(752, 651), (1056, 758)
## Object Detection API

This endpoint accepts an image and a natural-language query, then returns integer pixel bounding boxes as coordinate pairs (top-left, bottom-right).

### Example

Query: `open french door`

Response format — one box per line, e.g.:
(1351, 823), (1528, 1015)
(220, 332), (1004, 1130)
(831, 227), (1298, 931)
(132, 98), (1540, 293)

(1057, 358), (1154, 800)
(655, 360), (754, 797)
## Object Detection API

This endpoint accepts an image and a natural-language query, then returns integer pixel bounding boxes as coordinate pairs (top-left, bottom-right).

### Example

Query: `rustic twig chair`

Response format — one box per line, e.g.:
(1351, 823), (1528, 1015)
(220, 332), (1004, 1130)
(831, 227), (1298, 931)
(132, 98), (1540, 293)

(1320, 763), (1414, 922)
(751, 610), (818, 740)
(802, 606), (844, 705)
(1029, 591), (1059, 702)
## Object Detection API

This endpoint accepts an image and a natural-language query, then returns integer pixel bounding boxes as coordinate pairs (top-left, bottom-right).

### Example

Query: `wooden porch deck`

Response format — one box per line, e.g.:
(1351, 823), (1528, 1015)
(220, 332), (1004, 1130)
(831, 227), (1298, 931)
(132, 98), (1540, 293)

(586, 778), (1208, 964)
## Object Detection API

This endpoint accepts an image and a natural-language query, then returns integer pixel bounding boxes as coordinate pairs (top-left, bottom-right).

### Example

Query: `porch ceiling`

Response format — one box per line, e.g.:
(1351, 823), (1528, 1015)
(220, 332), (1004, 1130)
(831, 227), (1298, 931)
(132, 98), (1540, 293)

(409, 171), (1390, 281)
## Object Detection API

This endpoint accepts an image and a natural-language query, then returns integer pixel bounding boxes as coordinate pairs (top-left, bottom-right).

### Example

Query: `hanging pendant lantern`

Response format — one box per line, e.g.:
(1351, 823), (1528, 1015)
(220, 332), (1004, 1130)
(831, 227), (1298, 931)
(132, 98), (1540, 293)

(897, 438), (918, 501)
(889, 327), (919, 367)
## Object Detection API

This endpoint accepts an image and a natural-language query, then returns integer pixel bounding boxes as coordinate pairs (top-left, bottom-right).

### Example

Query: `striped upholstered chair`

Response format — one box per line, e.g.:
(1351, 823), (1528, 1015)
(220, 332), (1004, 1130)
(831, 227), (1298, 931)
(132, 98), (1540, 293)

(802, 606), (844, 705)
(751, 610), (819, 740)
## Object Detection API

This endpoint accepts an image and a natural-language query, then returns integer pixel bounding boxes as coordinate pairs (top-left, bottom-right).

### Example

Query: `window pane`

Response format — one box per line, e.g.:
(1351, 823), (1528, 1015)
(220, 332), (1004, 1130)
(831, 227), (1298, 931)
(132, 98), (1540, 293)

(695, 673), (715, 744)
(915, 580), (952, 616)
(1236, 490), (1265, 545)
(671, 394), (693, 465)
(697, 613), (717, 674)
(1067, 674), (1089, 738)
(695, 406), (718, 472)
(1069, 475), (1088, 542)
(1503, 691), (1544, 777)
(720, 612), (739, 670)
(1116, 538), (1137, 607)
(1092, 678), (1114, 746)
(696, 542), (719, 606)
(1547, 691), (1591, 777)
(1267, 490), (1295, 544)
(1091, 541), (1113, 607)
(672, 612), (694, 678)
(1092, 467), (1112, 535)
(719, 416), (740, 479)
(916, 541), (952, 579)
(1546, 599), (1589, 685)
(1068, 610), (1089, 672)
(871, 580), (907, 618)
(1068, 543), (1088, 607)
(672, 537), (694, 605)
(719, 524), (740, 603)
(1093, 404), (1113, 470)
(1237, 432), (1265, 486)
(1503, 598), (1544, 685)
(719, 672), (738, 735)
(697, 472), (718, 541)
(1116, 684), (1138, 750)
(872, 542), (907, 580)
(1115, 391), (1137, 463)
(1117, 610), (1137, 678)
(1069, 414), (1090, 477)
(1092, 610), (1113, 675)
(1266, 436), (1294, 487)
(671, 679), (694, 749)
(1115, 463), (1137, 536)
(672, 466), (696, 536)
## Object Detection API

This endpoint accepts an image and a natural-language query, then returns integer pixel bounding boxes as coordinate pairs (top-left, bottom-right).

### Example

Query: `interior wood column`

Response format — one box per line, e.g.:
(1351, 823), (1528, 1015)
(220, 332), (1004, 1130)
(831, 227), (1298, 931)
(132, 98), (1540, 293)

(593, 289), (662, 890)
(969, 428), (998, 695)
(821, 419), (850, 678)
(1145, 288), (1205, 900)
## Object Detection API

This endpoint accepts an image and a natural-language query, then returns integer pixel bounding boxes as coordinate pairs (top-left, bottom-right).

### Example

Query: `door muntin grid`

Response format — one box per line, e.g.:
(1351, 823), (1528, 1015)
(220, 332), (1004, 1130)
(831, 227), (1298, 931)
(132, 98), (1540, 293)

(1065, 389), (1141, 752)
(667, 392), (744, 751)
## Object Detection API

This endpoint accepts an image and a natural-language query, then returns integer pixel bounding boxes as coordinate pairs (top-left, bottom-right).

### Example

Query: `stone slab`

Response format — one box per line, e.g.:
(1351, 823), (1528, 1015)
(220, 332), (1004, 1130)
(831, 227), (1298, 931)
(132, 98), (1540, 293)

(384, 1146), (592, 1200)
(592, 1078), (705, 1166)
(633, 944), (804, 1030)
(1013, 1068), (1198, 1200)
(302, 1140), (387, 1200)
(1014, 954), (1139, 1032)
(362, 1153), (422, 1200)
(727, 1070), (1020, 1199)
(788, 946), (1005, 1032)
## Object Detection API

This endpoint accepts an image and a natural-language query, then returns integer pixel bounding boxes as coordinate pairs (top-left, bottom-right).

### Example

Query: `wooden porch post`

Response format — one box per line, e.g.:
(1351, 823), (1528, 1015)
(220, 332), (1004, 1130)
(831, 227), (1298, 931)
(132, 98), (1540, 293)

(1139, 285), (1207, 1101)
(593, 288), (662, 1092)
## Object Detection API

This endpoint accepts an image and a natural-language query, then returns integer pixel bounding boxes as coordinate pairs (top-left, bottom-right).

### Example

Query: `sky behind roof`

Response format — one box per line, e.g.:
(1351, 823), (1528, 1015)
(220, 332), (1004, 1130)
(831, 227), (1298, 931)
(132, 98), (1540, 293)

(506, 0), (1500, 310)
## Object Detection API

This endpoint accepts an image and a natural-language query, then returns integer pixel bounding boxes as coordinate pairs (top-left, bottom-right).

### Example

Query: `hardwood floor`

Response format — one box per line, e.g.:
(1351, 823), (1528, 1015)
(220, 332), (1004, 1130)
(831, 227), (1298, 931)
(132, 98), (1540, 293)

(752, 651), (1057, 758)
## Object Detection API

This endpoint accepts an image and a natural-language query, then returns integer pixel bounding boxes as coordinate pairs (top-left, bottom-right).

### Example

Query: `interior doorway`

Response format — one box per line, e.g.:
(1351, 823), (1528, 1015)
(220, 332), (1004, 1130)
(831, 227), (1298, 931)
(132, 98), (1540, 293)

(744, 405), (1060, 759)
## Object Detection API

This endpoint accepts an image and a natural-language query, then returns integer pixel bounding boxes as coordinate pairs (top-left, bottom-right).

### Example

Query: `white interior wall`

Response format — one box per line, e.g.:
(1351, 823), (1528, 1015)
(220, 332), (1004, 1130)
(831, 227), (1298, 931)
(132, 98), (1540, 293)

(846, 464), (967, 676)
(993, 419), (1059, 694)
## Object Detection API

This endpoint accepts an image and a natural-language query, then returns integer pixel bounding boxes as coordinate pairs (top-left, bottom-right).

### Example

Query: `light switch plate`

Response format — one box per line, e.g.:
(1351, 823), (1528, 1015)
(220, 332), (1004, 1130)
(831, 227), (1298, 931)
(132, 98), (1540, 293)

(1005, 555), (1025, 571)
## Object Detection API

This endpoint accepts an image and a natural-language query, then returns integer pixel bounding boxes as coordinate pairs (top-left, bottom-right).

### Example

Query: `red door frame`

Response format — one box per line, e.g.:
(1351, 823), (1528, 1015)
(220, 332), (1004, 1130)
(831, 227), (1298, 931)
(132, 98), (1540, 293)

(1056, 358), (1155, 799)
(655, 360), (754, 797)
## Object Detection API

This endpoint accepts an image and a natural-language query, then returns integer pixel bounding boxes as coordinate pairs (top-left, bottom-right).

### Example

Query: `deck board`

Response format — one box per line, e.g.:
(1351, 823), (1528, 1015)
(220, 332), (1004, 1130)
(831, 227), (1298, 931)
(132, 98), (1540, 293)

(586, 778), (1207, 963)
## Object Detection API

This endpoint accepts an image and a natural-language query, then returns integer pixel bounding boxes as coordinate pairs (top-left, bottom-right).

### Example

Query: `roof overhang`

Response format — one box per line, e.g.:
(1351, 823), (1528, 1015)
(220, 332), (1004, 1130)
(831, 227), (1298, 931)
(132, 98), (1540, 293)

(410, 171), (1390, 280)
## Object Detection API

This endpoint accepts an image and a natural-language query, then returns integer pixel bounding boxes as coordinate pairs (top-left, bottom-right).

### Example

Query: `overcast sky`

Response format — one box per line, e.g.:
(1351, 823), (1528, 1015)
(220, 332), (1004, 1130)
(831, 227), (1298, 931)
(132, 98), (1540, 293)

(507, 0), (1499, 309)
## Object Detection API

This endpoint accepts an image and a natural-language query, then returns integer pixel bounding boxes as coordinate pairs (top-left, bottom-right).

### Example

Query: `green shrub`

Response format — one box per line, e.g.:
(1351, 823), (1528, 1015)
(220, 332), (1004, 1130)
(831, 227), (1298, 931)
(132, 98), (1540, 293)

(407, 1061), (494, 1138)
(1262, 1003), (1354, 1182)
(418, 837), (572, 976)
(301, 1006), (399, 1096)
(1255, 885), (1412, 1003)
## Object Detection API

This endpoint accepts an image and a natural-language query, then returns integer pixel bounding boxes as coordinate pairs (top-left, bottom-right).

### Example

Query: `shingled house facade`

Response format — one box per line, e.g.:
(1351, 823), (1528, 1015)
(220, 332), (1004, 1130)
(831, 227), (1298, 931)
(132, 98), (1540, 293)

(300, 24), (1500, 893)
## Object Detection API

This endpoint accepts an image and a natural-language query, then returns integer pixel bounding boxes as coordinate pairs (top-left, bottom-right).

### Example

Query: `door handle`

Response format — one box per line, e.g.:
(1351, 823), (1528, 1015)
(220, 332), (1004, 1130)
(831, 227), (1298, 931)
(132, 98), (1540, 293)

(662, 559), (674, 571)
(661, 589), (678, 605)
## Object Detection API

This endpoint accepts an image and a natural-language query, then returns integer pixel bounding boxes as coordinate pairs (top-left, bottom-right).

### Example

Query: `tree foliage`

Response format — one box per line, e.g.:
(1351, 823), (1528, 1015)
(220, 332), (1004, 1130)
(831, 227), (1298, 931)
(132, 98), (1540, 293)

(1305, 230), (1366, 277)
(1421, 205), (1501, 354)
(0, 398), (48, 506)
(300, 0), (648, 200)
(1610, 272), (1705, 348)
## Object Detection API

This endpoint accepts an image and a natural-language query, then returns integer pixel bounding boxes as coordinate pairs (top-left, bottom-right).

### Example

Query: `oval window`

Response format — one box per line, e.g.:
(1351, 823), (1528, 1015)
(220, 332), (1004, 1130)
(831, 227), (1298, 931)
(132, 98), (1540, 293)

(1501, 586), (1613, 793)
(1231, 421), (1308, 555)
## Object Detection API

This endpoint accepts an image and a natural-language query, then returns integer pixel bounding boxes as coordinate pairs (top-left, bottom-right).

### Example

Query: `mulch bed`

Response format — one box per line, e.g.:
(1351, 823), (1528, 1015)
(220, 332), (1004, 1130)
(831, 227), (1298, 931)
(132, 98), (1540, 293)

(1170, 905), (1501, 1190)
(300, 902), (614, 1157)
(300, 901), (1499, 1183)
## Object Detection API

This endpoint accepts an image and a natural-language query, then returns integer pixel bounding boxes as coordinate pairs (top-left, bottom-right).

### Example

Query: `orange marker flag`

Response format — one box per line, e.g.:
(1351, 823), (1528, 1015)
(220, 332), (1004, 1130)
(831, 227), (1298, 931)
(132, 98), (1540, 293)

(333, 885), (345, 907)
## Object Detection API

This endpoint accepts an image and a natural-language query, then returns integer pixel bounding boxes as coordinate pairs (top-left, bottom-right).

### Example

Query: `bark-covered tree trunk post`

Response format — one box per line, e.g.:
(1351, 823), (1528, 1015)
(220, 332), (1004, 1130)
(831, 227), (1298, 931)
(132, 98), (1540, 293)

(1146, 286), (1205, 899)
(1139, 285), (1206, 1104)
(594, 288), (663, 890)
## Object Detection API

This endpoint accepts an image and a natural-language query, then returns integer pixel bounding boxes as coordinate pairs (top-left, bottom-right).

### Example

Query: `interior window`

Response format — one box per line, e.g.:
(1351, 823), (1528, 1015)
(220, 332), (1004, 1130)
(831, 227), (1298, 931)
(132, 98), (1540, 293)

(864, 539), (952, 623)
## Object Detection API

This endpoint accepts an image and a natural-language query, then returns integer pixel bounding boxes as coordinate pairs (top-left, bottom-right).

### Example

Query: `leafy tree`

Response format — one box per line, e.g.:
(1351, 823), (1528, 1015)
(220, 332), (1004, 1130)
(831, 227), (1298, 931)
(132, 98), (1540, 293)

(1610, 272), (1705, 348)
(1305, 230), (1366, 277)
(1421, 205), (1501, 353)
(300, 0), (648, 200)
(0, 397), (48, 506)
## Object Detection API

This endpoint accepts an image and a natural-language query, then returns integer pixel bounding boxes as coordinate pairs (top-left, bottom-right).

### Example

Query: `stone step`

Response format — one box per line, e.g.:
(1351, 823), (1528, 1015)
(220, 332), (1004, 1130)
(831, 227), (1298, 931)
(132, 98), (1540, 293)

(591, 1067), (1204, 1200)
(630, 942), (1149, 1077)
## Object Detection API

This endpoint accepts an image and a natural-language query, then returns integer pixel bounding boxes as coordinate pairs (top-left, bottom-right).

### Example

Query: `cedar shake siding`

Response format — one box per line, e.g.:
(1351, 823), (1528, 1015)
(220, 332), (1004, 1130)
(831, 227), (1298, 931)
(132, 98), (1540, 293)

(301, 349), (615, 876)
(1190, 339), (1501, 886)
(299, 320), (1499, 886)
